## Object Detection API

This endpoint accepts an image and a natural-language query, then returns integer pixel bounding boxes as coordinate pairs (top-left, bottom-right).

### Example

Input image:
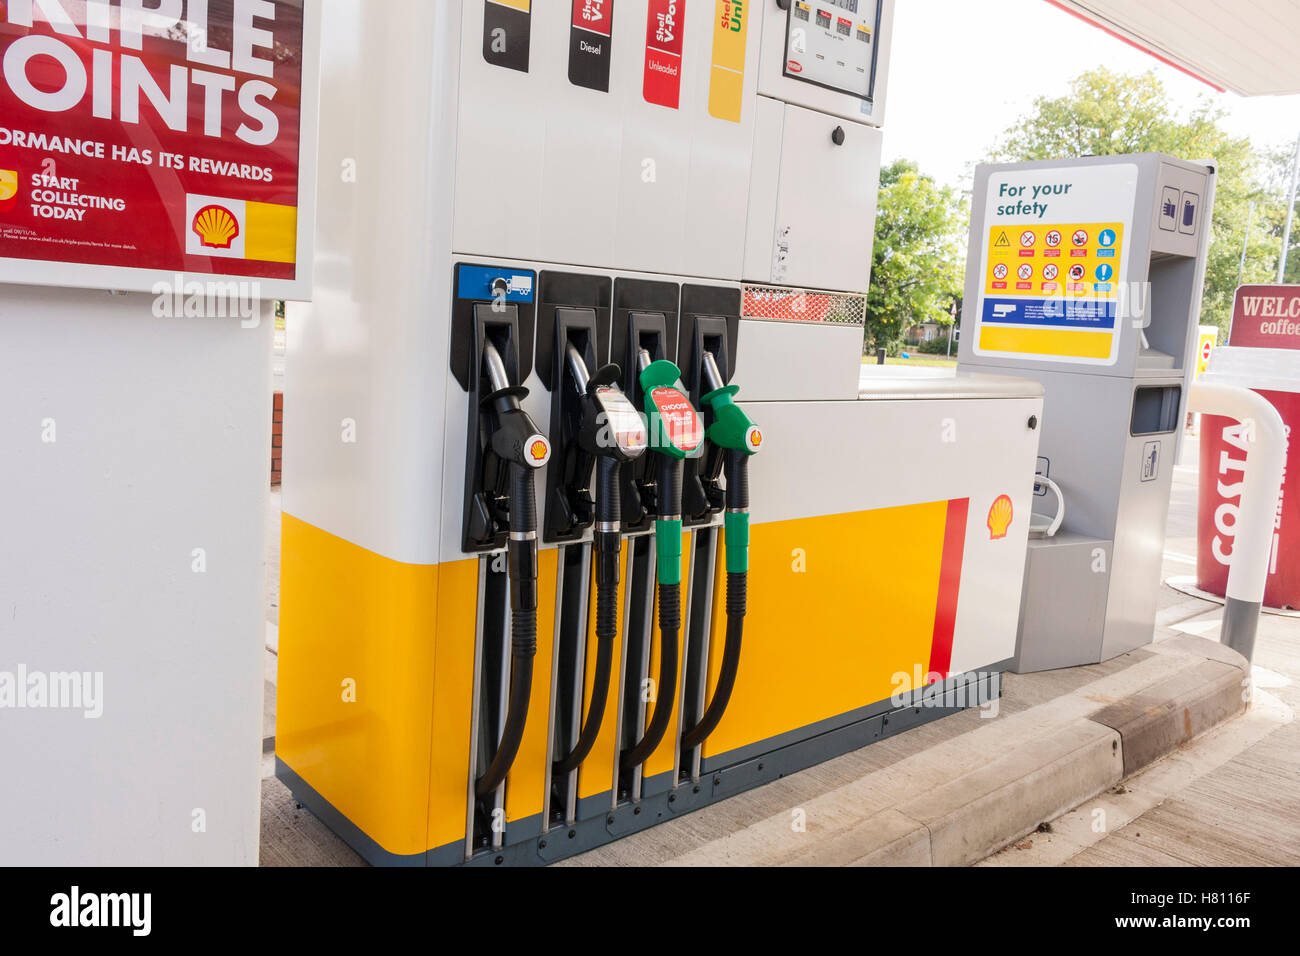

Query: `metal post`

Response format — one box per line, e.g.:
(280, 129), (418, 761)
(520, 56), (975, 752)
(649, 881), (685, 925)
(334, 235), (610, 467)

(1188, 377), (1287, 663)
(1278, 129), (1300, 284)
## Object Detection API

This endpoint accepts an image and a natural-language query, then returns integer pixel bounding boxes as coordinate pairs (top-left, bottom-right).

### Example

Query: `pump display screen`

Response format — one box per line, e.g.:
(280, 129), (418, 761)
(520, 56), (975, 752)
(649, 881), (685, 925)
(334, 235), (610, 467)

(784, 1), (881, 101)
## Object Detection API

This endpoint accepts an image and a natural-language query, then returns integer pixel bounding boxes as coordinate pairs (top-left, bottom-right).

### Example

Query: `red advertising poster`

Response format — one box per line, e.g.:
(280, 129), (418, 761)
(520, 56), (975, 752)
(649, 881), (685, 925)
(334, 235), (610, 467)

(643, 0), (684, 109)
(1227, 285), (1300, 349)
(0, 0), (313, 298)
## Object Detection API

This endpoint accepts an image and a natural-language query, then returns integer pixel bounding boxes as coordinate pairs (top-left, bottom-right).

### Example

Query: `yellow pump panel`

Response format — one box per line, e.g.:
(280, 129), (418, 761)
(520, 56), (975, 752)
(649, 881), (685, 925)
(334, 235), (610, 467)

(276, 515), (440, 858)
(702, 504), (951, 761)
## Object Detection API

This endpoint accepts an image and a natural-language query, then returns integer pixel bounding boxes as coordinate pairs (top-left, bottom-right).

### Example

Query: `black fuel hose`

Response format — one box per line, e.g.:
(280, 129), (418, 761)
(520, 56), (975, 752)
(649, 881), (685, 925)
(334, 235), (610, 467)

(476, 461), (540, 798)
(553, 457), (622, 775)
(681, 452), (748, 752)
(621, 582), (680, 769)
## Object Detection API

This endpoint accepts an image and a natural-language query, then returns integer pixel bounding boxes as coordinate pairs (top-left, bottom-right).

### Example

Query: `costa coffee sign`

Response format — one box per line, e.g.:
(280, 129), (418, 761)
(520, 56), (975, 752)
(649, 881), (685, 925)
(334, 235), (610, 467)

(1197, 284), (1300, 609)
(0, 0), (317, 299)
(1228, 285), (1300, 349)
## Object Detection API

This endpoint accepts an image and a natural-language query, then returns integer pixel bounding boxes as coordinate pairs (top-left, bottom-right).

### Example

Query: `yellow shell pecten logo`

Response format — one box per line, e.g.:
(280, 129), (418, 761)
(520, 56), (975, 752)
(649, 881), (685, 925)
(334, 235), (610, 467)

(192, 204), (240, 250)
(987, 494), (1014, 540)
(528, 438), (551, 466)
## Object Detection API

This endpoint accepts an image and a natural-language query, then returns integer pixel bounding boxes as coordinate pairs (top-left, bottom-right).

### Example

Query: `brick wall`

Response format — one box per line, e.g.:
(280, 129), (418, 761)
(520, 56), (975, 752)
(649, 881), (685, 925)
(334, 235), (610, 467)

(272, 391), (283, 486)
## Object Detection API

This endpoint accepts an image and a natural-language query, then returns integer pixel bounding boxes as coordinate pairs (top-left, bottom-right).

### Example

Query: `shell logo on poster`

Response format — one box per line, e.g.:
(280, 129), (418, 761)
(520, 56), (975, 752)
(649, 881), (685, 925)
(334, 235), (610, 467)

(0, 169), (16, 212)
(192, 205), (241, 251)
(184, 194), (297, 263)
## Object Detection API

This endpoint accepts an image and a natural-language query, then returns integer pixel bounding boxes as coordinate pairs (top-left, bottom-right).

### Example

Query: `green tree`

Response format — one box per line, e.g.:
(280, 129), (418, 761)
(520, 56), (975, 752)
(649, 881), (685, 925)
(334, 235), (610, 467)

(1259, 143), (1300, 285)
(865, 159), (966, 354)
(992, 68), (1273, 330)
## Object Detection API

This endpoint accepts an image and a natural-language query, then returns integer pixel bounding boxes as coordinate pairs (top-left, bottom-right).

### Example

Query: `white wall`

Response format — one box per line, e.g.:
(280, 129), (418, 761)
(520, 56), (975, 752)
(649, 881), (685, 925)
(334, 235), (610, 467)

(0, 285), (271, 865)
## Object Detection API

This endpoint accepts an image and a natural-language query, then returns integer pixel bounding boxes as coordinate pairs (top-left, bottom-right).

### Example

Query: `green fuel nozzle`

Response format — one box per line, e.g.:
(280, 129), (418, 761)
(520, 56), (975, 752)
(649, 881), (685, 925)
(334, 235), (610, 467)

(678, 351), (759, 754)
(638, 355), (703, 587)
(622, 353), (703, 770)
(699, 352), (760, 575)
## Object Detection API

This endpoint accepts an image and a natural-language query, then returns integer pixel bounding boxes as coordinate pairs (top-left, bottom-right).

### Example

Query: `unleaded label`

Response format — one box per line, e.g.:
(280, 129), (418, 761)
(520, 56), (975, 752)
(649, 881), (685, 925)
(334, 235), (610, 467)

(644, 0), (685, 109)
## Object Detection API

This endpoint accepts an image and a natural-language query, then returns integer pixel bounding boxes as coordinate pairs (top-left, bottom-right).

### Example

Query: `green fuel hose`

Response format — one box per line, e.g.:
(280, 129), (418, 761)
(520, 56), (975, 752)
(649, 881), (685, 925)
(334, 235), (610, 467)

(622, 453), (683, 769)
(681, 452), (749, 752)
(681, 370), (759, 753)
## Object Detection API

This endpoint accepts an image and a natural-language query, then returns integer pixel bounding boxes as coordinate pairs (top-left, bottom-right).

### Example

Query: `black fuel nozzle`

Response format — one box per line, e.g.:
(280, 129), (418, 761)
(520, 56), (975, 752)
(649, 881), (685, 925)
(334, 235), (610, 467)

(551, 351), (647, 777)
(476, 339), (550, 798)
(575, 356), (648, 588)
(481, 340), (549, 613)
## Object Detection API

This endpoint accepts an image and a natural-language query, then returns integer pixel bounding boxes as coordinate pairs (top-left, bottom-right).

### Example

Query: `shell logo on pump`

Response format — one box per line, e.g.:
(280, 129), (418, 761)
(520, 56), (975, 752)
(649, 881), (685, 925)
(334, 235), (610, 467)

(746, 425), (764, 453)
(527, 436), (552, 468)
(987, 495), (1014, 540)
(192, 205), (241, 250)
(0, 170), (17, 213)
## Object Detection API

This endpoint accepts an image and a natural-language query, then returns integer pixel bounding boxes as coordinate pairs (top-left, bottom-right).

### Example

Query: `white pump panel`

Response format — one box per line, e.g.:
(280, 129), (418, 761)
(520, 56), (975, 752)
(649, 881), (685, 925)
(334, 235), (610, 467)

(453, 0), (761, 281)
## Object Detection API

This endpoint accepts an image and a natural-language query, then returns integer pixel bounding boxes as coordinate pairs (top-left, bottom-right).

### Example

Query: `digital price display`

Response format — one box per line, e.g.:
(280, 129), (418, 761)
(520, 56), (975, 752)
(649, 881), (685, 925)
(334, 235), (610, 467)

(783, 1), (881, 101)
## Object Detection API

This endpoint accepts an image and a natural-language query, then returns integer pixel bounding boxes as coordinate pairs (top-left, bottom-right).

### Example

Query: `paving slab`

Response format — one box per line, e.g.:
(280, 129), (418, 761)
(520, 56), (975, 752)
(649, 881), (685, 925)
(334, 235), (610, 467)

(564, 634), (1237, 867)
(981, 686), (1293, 867)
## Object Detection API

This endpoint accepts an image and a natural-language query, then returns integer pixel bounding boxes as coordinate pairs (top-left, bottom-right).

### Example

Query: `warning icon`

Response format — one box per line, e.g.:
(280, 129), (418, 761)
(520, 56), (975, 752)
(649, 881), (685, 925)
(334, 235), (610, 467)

(994, 232), (1011, 249)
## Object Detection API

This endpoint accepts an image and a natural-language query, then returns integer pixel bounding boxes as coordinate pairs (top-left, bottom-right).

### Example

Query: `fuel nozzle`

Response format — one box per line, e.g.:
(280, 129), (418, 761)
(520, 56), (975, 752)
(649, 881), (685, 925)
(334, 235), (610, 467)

(699, 350), (761, 575)
(622, 354), (703, 770)
(482, 339), (550, 615)
(476, 339), (550, 798)
(552, 347), (647, 777)
(638, 352), (705, 584)
(680, 351), (759, 754)
(574, 350), (648, 586)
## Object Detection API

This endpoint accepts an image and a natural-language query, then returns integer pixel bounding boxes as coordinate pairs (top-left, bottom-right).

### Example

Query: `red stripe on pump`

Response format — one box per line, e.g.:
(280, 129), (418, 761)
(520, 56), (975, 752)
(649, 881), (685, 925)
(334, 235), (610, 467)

(928, 498), (969, 681)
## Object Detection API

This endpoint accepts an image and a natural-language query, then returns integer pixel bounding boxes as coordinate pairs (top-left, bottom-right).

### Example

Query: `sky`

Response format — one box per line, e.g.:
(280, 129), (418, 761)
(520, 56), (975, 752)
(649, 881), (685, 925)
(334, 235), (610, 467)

(882, 0), (1300, 190)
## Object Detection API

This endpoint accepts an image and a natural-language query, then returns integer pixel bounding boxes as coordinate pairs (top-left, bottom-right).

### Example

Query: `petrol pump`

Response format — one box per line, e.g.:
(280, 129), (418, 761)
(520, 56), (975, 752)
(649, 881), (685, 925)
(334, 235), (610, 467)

(278, 0), (1045, 867)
